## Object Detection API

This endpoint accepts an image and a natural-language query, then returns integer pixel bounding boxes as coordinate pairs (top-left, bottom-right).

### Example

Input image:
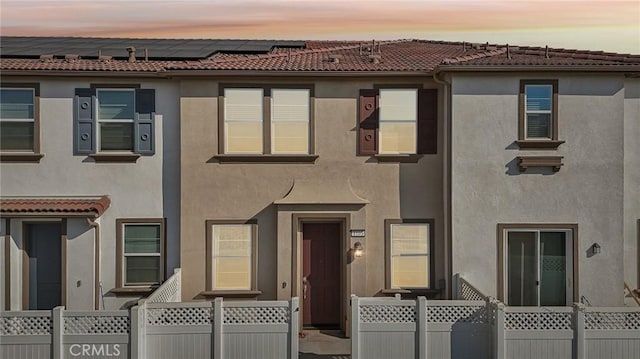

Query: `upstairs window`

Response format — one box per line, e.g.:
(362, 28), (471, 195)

(517, 80), (562, 149)
(359, 88), (437, 157)
(220, 86), (313, 156)
(0, 86), (37, 152)
(97, 89), (135, 151)
(74, 86), (155, 156)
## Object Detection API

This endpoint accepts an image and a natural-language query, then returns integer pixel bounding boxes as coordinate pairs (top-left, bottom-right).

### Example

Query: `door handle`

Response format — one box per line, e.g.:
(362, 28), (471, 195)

(302, 276), (308, 300)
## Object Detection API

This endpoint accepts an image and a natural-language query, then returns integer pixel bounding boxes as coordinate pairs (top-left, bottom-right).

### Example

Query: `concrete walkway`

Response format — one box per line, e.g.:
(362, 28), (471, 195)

(298, 330), (351, 359)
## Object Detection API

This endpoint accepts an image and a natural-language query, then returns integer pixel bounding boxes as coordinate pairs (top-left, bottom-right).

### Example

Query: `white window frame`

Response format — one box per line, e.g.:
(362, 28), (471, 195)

(389, 222), (431, 289)
(270, 88), (310, 154)
(0, 87), (36, 152)
(223, 88), (264, 154)
(122, 222), (163, 286)
(378, 88), (418, 155)
(502, 228), (573, 306)
(524, 84), (553, 140)
(96, 88), (136, 152)
(209, 223), (257, 291)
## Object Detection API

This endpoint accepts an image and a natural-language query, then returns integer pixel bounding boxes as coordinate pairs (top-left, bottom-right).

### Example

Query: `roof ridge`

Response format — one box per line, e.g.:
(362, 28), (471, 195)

(207, 39), (412, 64)
(441, 48), (507, 65)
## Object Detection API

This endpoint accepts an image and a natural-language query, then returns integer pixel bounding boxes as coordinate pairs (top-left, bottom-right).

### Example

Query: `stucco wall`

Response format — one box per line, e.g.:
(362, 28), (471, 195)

(624, 77), (640, 305)
(450, 73), (626, 306)
(0, 77), (181, 310)
(180, 77), (445, 302)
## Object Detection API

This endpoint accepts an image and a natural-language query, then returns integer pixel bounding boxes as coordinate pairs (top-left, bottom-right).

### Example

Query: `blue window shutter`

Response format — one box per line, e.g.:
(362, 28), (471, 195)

(134, 89), (155, 155)
(74, 88), (96, 155)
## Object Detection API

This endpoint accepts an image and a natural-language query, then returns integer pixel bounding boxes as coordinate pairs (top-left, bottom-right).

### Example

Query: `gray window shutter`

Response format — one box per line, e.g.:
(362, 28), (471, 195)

(74, 88), (96, 155)
(134, 89), (155, 155)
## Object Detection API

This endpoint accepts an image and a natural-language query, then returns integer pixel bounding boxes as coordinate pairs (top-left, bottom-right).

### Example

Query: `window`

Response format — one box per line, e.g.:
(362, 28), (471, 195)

(0, 84), (38, 153)
(74, 86), (155, 157)
(97, 89), (135, 151)
(359, 88), (437, 157)
(206, 220), (258, 291)
(220, 86), (313, 156)
(498, 224), (577, 306)
(379, 89), (417, 154)
(116, 219), (165, 288)
(385, 219), (434, 289)
(517, 80), (562, 149)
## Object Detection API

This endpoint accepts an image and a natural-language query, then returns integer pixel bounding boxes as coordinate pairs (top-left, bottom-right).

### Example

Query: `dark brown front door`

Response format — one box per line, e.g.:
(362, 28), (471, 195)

(26, 223), (62, 310)
(302, 223), (341, 328)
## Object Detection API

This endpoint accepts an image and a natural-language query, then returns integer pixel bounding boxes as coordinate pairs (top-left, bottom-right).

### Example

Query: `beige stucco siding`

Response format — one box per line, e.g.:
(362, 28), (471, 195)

(451, 73), (626, 306)
(180, 78), (445, 303)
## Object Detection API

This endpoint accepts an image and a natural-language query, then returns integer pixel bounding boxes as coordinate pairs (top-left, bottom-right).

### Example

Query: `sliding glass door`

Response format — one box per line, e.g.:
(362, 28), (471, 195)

(506, 230), (572, 306)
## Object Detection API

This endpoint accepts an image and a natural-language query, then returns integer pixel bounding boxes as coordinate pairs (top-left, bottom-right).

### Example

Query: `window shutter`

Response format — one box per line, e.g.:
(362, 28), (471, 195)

(74, 88), (96, 155)
(358, 89), (378, 155)
(134, 89), (155, 155)
(417, 89), (438, 154)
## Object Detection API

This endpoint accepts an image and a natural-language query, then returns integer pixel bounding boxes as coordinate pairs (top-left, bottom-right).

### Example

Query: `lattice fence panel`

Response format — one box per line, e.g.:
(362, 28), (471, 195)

(459, 280), (486, 301)
(360, 304), (416, 323)
(585, 311), (640, 330)
(428, 305), (489, 323)
(147, 278), (179, 303)
(505, 311), (572, 330)
(224, 306), (289, 324)
(64, 316), (130, 334)
(147, 307), (213, 326)
(0, 315), (52, 335)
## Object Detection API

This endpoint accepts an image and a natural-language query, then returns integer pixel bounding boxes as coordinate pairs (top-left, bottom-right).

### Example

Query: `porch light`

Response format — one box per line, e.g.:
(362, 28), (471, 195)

(591, 243), (601, 254)
(354, 242), (364, 257)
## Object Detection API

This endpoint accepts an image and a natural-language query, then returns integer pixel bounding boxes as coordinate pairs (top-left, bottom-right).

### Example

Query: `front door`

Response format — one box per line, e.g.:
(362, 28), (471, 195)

(302, 223), (341, 328)
(26, 223), (62, 309)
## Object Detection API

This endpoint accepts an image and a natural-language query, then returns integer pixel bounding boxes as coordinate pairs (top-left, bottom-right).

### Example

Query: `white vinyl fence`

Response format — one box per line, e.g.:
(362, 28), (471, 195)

(145, 268), (181, 303)
(1, 297), (299, 359)
(351, 296), (640, 359)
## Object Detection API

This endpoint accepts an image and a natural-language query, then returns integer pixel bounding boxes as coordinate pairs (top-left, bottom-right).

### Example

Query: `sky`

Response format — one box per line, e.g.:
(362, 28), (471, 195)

(1, 0), (639, 54)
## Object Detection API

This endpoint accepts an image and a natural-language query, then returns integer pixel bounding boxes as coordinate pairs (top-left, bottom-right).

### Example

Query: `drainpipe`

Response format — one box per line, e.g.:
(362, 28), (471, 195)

(433, 70), (453, 299)
(86, 217), (102, 309)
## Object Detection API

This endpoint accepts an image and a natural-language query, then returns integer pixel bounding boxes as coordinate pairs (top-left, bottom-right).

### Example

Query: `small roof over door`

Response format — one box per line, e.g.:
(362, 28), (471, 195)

(0, 196), (111, 217)
(274, 179), (369, 205)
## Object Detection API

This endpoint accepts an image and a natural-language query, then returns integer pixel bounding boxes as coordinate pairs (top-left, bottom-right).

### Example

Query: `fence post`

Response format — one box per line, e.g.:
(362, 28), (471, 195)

(52, 306), (64, 359)
(492, 299), (505, 359)
(573, 303), (586, 359)
(213, 297), (223, 359)
(131, 300), (147, 359)
(289, 297), (299, 359)
(350, 295), (360, 359)
(417, 296), (427, 359)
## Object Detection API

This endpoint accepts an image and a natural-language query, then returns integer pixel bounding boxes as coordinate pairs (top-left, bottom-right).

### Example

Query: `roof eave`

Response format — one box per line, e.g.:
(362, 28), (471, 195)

(437, 65), (640, 73)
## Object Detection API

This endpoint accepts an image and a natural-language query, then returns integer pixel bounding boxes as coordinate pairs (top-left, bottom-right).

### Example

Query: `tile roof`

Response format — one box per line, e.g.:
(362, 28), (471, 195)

(1, 37), (638, 74)
(0, 196), (111, 217)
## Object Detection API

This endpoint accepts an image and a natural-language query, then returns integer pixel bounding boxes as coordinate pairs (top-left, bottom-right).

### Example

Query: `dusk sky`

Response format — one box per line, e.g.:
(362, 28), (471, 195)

(1, 0), (638, 54)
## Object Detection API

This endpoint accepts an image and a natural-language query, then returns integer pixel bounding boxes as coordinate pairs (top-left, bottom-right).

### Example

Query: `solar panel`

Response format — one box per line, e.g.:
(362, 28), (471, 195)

(0, 37), (306, 59)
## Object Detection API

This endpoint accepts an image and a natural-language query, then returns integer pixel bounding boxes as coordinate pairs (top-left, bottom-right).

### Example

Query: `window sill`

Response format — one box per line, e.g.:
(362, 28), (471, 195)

(199, 290), (262, 298)
(515, 140), (565, 150)
(212, 154), (318, 164)
(374, 154), (423, 163)
(0, 153), (44, 163)
(110, 286), (157, 296)
(517, 156), (564, 172)
(88, 153), (141, 163)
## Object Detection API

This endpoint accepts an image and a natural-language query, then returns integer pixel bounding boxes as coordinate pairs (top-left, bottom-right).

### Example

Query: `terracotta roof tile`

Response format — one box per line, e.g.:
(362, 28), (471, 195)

(1, 38), (638, 73)
(0, 196), (111, 217)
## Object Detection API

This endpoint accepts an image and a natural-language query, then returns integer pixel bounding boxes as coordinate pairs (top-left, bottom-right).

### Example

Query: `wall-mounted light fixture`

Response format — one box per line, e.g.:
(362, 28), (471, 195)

(353, 242), (364, 258)
(591, 243), (601, 255)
